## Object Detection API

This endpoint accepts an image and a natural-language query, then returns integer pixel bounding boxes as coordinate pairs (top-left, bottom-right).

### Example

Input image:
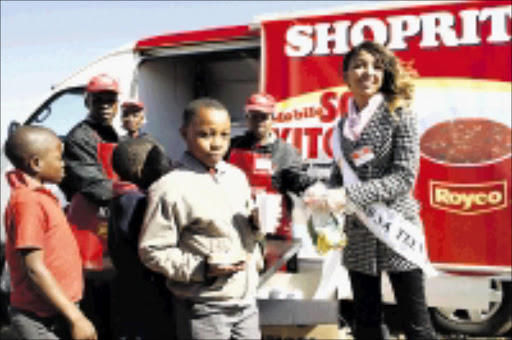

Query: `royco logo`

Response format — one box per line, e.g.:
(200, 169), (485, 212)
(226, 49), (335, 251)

(430, 181), (508, 215)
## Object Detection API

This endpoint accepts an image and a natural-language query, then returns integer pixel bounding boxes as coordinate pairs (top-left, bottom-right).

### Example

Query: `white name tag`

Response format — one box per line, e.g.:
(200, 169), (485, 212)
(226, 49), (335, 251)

(255, 157), (273, 172)
(352, 147), (375, 167)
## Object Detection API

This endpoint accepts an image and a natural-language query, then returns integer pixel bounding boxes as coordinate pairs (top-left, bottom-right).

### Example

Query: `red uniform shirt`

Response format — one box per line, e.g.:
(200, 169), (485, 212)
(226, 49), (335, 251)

(4, 170), (83, 317)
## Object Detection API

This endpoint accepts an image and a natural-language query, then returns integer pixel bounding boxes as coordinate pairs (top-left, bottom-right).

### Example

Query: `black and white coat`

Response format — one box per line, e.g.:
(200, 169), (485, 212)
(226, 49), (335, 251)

(330, 101), (422, 276)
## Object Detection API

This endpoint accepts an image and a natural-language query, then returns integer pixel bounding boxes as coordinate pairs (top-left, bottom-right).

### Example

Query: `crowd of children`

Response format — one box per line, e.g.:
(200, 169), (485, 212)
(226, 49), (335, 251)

(2, 79), (280, 339)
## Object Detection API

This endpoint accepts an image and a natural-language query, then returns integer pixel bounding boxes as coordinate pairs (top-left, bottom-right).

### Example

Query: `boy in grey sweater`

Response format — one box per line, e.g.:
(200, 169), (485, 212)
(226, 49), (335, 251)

(138, 98), (264, 340)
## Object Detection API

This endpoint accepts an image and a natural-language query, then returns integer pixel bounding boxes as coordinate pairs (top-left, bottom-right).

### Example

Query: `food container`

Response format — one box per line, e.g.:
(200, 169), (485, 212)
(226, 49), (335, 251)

(414, 84), (511, 268)
(256, 192), (282, 234)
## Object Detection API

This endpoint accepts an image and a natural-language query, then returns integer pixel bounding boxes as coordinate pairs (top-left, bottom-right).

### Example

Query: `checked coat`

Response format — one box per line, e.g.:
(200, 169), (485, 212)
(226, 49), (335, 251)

(330, 101), (422, 276)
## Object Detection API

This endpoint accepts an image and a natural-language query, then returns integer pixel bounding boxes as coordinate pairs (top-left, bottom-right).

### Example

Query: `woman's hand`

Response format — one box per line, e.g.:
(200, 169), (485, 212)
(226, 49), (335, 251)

(326, 188), (347, 212)
(304, 182), (347, 213)
(303, 182), (329, 210)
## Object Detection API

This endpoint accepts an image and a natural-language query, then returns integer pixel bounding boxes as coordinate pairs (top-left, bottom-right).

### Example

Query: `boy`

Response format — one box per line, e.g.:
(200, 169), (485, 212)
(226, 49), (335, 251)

(138, 98), (264, 340)
(108, 138), (174, 339)
(3, 126), (96, 340)
(120, 99), (169, 155)
(120, 99), (146, 140)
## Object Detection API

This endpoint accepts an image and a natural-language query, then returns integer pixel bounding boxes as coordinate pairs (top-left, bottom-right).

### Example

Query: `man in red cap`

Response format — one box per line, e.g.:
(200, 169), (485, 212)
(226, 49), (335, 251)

(59, 73), (120, 339)
(227, 93), (312, 238)
(60, 73), (119, 205)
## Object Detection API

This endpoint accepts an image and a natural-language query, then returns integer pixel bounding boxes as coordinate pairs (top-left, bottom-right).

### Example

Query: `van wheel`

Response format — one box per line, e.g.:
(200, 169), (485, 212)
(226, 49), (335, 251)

(432, 280), (511, 336)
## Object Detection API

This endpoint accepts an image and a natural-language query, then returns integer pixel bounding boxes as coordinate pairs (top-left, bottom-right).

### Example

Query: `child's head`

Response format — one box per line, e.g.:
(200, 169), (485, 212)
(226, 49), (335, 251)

(180, 98), (231, 169)
(112, 138), (171, 189)
(121, 100), (145, 136)
(4, 126), (64, 184)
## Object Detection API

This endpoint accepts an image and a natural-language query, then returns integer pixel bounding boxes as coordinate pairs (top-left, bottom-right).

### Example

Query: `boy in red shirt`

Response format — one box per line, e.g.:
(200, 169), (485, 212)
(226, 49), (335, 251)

(3, 126), (96, 340)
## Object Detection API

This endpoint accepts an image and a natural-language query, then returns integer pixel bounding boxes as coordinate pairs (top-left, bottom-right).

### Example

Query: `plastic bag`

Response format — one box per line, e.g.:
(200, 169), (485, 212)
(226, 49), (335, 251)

(293, 182), (347, 255)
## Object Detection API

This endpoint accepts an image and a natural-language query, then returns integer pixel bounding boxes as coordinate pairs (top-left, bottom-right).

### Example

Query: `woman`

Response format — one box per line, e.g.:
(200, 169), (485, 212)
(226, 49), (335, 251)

(328, 41), (438, 339)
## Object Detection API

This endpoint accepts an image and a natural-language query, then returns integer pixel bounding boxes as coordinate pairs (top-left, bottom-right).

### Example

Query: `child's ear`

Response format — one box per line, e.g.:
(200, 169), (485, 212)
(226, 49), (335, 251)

(28, 155), (42, 175)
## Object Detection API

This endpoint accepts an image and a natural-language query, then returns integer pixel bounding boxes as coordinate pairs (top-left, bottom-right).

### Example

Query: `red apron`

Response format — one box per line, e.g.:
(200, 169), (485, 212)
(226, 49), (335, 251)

(67, 142), (118, 270)
(228, 149), (292, 239)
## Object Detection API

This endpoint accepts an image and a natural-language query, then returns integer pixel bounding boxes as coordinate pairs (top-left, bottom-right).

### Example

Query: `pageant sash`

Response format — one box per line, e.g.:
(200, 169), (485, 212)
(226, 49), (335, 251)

(332, 122), (438, 277)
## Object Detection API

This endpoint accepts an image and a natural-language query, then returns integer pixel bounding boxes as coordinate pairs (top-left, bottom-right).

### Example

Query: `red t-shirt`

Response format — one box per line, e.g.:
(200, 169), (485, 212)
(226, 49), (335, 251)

(4, 170), (83, 317)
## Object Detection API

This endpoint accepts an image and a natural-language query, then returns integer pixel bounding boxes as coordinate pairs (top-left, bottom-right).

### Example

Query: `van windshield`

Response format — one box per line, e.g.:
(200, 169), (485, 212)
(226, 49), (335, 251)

(27, 88), (85, 138)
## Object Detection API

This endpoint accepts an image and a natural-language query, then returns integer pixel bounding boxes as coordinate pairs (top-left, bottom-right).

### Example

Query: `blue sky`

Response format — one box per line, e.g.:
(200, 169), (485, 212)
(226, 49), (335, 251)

(1, 0), (366, 141)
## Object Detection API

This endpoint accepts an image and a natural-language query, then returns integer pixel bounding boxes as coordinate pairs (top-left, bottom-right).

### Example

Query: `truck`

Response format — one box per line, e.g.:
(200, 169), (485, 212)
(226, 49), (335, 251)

(1, 0), (510, 337)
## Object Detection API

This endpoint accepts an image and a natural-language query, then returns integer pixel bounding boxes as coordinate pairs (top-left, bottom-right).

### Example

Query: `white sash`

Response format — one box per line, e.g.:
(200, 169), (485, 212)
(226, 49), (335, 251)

(332, 122), (438, 277)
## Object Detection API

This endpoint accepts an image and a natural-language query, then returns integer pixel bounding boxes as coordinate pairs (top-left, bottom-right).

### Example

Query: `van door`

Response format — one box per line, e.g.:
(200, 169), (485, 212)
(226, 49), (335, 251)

(134, 25), (261, 160)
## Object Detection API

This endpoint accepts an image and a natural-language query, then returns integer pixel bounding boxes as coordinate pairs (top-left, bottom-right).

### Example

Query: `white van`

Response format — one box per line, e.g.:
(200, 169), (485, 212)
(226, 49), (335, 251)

(2, 0), (510, 336)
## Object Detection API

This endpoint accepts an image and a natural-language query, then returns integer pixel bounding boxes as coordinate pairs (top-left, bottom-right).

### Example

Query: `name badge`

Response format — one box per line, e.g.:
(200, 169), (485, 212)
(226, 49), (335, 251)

(352, 146), (375, 167)
(255, 157), (273, 172)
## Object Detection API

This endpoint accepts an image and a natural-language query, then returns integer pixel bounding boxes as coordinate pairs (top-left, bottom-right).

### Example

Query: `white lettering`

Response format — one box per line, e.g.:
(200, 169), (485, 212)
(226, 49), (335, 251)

(459, 9), (481, 45)
(420, 12), (459, 47)
(332, 21), (352, 54)
(435, 188), (450, 204)
(351, 18), (388, 46)
(488, 191), (503, 205)
(387, 15), (421, 50)
(285, 25), (314, 57)
(480, 6), (512, 43)
(434, 187), (504, 210)
(283, 5), (512, 57)
(474, 193), (487, 205)
(451, 190), (462, 205)
(313, 22), (352, 55)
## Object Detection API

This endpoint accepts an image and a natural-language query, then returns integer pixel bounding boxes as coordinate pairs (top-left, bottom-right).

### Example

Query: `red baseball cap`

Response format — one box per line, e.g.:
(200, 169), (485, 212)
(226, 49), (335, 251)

(121, 100), (144, 111)
(245, 93), (276, 114)
(86, 74), (119, 93)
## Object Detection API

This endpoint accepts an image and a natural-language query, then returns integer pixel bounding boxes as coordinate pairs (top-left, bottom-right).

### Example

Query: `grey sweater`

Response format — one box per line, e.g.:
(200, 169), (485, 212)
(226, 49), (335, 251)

(138, 152), (264, 301)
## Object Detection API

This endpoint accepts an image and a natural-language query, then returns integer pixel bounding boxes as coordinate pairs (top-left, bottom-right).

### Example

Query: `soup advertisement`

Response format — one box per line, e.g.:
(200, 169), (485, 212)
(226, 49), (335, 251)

(260, 0), (511, 268)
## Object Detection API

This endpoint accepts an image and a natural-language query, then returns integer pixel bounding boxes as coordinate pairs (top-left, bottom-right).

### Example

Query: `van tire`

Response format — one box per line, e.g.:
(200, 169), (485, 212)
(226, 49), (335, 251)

(432, 280), (511, 336)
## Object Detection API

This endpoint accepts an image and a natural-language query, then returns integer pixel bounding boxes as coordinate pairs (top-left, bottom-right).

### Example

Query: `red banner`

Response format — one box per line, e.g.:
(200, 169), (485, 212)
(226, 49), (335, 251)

(261, 0), (511, 268)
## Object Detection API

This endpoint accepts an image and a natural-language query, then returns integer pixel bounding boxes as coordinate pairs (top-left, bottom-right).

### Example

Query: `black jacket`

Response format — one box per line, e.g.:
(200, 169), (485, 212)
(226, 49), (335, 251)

(108, 187), (174, 338)
(228, 131), (312, 195)
(59, 119), (118, 206)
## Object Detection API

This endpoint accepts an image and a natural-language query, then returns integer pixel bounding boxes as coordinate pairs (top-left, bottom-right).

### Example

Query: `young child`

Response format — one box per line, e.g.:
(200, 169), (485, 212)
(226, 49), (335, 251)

(108, 137), (174, 339)
(3, 126), (97, 340)
(120, 100), (146, 140)
(138, 98), (264, 340)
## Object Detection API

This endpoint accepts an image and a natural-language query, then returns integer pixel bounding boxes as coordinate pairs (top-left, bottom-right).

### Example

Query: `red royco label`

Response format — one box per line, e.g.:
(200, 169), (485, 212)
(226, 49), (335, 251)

(430, 180), (507, 215)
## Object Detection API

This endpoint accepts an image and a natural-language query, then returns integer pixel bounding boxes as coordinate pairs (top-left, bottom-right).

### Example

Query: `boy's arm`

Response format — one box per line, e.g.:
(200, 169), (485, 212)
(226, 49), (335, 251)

(138, 188), (208, 282)
(21, 248), (97, 340)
